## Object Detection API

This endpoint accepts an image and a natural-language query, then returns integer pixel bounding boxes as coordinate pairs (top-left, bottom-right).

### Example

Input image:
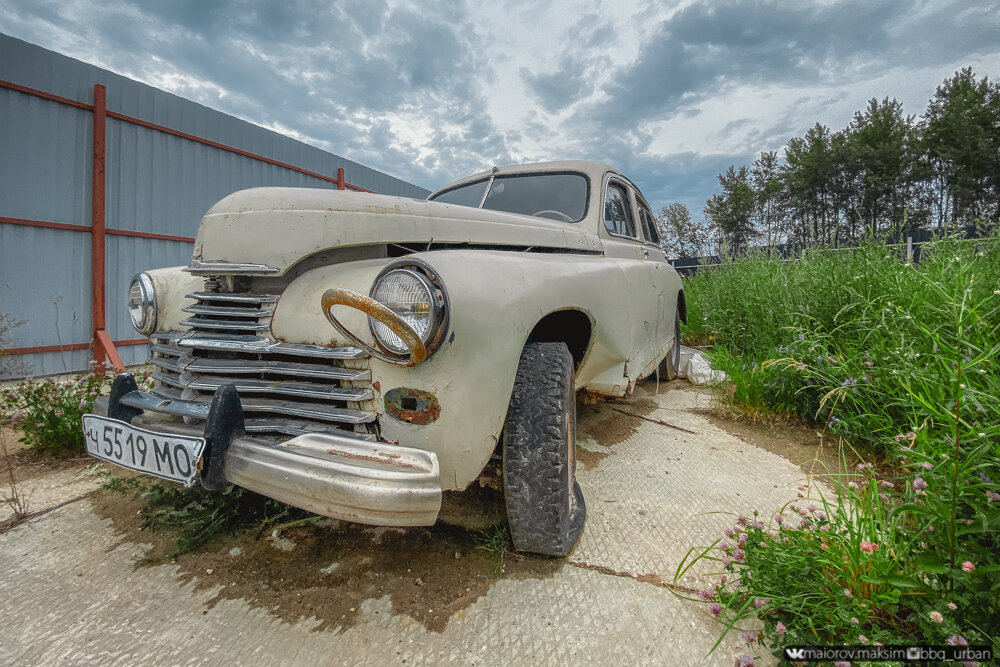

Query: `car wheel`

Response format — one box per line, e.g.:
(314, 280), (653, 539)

(658, 313), (682, 381)
(502, 342), (586, 557)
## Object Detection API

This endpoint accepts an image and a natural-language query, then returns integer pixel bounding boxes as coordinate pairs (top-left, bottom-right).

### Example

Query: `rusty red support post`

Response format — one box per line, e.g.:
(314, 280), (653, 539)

(90, 83), (123, 371)
(337, 167), (346, 191)
(91, 83), (106, 367)
(95, 329), (125, 370)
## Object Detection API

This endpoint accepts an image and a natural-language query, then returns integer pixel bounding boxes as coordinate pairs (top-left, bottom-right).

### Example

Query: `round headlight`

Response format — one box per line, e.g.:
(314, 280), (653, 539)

(128, 273), (156, 335)
(370, 268), (442, 355)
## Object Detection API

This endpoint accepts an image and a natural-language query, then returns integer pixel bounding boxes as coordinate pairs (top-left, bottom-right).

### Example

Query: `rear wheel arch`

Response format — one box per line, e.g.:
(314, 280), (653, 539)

(676, 289), (687, 325)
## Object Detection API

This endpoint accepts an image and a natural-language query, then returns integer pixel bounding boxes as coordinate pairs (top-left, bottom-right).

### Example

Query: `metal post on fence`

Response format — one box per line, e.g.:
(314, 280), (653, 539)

(800, 248), (806, 261)
(906, 236), (913, 263)
(91, 83), (125, 373)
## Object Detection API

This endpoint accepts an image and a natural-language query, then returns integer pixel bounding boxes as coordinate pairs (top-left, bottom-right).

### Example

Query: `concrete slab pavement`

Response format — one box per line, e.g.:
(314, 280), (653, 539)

(0, 384), (815, 666)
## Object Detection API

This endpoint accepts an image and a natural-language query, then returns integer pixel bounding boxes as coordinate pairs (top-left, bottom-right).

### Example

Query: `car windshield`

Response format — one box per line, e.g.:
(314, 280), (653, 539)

(430, 172), (589, 222)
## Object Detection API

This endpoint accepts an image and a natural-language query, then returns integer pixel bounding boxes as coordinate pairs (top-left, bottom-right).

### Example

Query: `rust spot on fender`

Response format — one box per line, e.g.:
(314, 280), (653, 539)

(372, 381), (381, 392)
(384, 387), (441, 425)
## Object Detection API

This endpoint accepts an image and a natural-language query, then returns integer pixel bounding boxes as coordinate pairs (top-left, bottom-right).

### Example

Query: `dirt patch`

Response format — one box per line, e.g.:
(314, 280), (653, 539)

(503, 551), (565, 580)
(438, 479), (505, 532)
(576, 394), (660, 469)
(574, 445), (607, 470)
(2, 426), (94, 483)
(4, 448), (92, 483)
(90, 489), (561, 634)
(696, 409), (860, 482)
(89, 488), (178, 558)
(1, 427), (29, 454)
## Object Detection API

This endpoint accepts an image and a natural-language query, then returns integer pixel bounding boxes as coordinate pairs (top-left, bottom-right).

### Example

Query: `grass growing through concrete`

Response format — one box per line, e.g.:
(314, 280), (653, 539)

(101, 473), (305, 558)
(679, 229), (1000, 661)
(475, 522), (510, 577)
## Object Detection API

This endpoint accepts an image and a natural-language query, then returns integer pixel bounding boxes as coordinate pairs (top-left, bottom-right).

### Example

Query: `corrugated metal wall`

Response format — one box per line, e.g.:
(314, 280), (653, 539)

(0, 34), (430, 379)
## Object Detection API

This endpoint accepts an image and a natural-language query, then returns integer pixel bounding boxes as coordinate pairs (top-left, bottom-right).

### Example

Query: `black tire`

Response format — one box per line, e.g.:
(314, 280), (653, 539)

(502, 342), (586, 557)
(658, 314), (682, 381)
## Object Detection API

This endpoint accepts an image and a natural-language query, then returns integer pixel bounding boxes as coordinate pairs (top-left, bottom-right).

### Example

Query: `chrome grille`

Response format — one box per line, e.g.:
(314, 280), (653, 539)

(147, 288), (375, 440)
(179, 291), (276, 333)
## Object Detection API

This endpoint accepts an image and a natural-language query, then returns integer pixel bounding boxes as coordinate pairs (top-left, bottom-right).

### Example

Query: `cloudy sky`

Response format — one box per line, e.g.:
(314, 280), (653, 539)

(2, 0), (998, 216)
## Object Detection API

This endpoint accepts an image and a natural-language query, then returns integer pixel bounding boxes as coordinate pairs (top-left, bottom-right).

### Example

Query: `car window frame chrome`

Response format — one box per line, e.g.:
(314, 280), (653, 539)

(601, 174), (641, 242)
(633, 192), (663, 249)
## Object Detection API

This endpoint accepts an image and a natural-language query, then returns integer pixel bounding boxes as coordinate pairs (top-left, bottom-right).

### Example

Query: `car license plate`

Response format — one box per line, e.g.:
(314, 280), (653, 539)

(82, 414), (206, 486)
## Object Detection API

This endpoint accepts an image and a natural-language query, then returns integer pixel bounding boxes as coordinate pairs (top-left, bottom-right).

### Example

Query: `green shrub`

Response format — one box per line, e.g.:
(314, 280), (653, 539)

(680, 454), (998, 661)
(2, 368), (154, 455)
(140, 482), (298, 556)
(1, 371), (107, 454)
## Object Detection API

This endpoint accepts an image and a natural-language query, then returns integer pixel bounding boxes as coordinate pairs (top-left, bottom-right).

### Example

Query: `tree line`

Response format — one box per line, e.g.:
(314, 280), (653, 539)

(657, 68), (1000, 257)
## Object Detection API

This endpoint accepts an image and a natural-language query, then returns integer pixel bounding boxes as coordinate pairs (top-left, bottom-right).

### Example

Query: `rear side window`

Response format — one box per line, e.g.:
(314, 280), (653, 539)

(638, 205), (660, 245)
(603, 183), (636, 237)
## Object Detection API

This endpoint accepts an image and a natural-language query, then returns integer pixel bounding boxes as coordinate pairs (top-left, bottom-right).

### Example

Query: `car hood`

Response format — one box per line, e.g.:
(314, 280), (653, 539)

(189, 187), (602, 274)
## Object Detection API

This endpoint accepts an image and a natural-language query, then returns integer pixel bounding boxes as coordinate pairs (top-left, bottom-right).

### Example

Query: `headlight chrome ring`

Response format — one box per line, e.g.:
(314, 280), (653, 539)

(368, 260), (449, 361)
(128, 273), (156, 335)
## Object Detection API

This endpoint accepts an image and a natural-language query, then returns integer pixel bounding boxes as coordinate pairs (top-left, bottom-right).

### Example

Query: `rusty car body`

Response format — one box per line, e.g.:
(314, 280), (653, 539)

(88, 160), (685, 556)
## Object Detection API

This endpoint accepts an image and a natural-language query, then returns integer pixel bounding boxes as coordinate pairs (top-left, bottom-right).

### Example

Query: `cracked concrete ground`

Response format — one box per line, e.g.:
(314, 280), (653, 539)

(0, 384), (822, 666)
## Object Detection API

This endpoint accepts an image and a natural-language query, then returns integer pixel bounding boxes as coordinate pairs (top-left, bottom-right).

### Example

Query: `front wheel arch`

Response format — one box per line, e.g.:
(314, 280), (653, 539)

(525, 308), (594, 369)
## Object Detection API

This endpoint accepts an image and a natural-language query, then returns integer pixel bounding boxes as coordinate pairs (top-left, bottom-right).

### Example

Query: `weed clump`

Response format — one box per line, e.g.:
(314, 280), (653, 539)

(102, 473), (306, 558)
(475, 522), (510, 576)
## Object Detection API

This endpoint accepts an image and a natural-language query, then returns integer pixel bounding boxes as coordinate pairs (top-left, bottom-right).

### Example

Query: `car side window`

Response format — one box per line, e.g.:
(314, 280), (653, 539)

(638, 204), (660, 246)
(603, 183), (636, 238)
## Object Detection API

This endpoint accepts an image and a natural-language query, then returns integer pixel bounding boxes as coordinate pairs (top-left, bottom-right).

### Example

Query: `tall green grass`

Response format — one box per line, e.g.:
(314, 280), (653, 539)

(680, 231), (1000, 659)
(684, 234), (1000, 452)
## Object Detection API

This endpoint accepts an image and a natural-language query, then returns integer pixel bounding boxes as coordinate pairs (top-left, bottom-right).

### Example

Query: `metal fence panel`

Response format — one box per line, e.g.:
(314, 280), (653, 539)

(106, 117), (367, 237)
(0, 225), (93, 376)
(0, 85), (92, 225)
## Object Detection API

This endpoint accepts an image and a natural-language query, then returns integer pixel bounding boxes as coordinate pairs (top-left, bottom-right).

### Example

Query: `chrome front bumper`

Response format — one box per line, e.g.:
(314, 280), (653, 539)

(94, 386), (442, 527)
(226, 434), (441, 526)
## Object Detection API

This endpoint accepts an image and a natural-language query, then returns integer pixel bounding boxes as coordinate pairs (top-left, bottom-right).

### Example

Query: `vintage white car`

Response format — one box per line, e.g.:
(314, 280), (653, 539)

(86, 160), (686, 556)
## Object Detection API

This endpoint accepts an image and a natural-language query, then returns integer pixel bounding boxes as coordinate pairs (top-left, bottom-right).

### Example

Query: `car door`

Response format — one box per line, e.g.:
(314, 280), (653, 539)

(633, 195), (678, 361)
(635, 197), (667, 263)
(600, 177), (662, 381)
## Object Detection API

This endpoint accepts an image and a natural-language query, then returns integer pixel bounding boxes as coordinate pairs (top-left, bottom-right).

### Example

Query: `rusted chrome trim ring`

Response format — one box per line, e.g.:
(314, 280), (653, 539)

(321, 288), (428, 367)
